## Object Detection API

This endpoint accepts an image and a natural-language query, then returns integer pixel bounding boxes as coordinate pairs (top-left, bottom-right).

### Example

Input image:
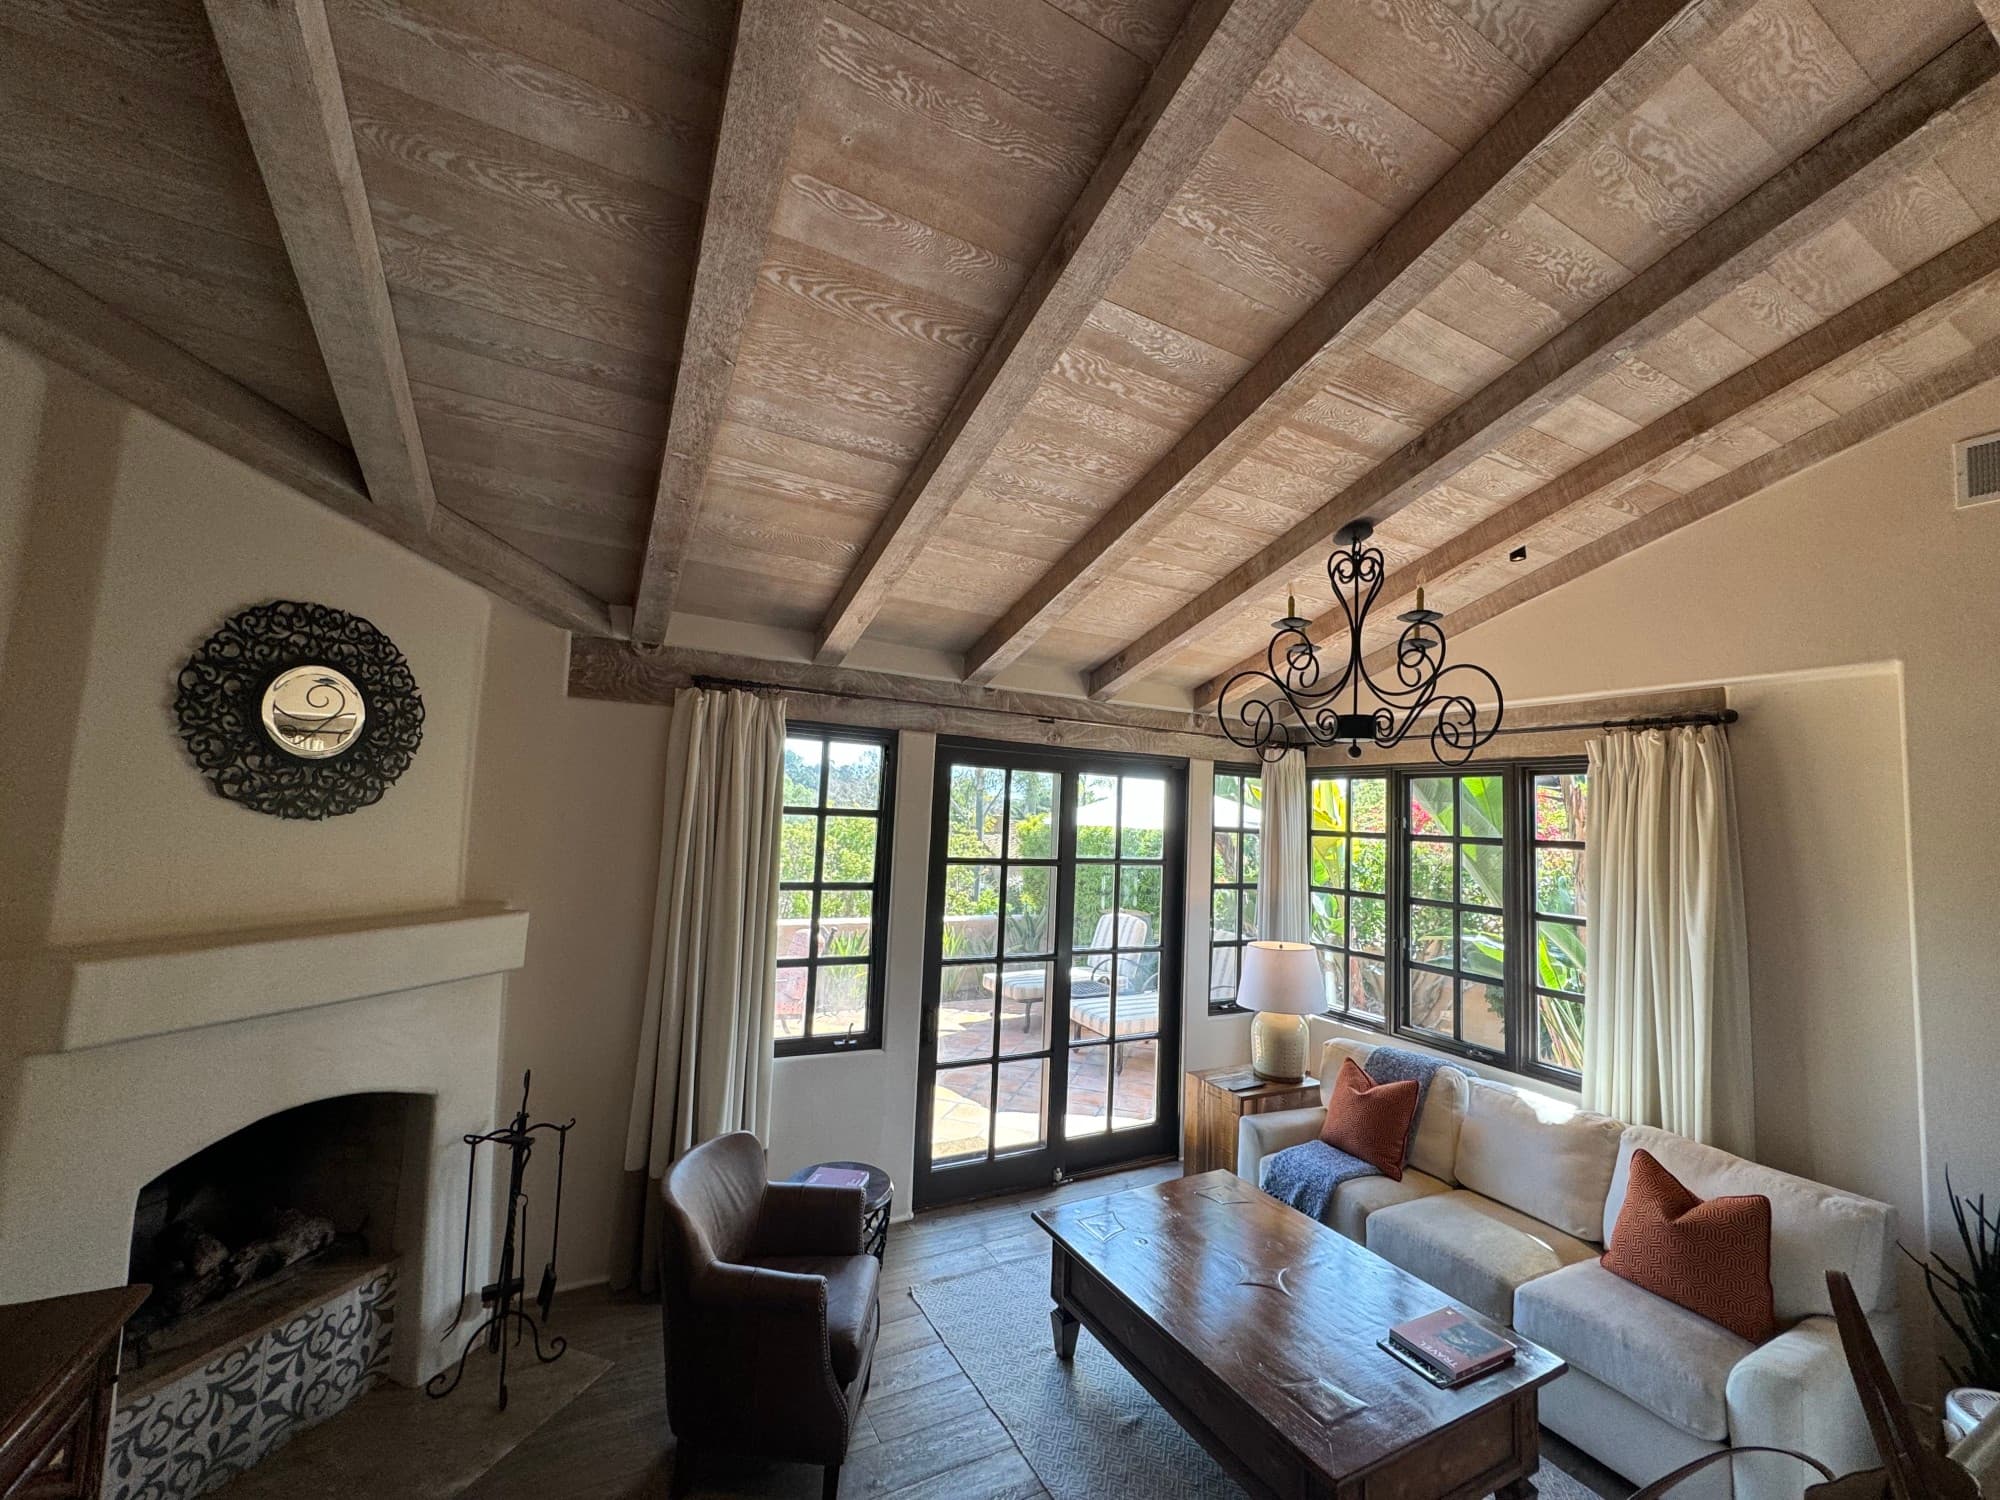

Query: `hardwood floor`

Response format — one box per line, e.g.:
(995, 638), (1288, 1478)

(429, 1163), (1636, 1499)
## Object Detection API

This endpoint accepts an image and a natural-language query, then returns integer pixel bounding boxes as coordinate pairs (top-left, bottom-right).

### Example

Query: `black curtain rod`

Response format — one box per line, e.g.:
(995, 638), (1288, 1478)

(689, 674), (1733, 740)
(1289, 707), (1739, 738)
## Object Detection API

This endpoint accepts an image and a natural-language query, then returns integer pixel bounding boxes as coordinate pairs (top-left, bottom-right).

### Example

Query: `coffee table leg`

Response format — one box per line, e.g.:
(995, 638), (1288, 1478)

(1051, 1305), (1080, 1359)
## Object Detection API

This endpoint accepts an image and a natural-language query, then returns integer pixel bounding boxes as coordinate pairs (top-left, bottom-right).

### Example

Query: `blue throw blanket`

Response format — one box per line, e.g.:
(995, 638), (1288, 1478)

(1259, 1048), (1467, 1223)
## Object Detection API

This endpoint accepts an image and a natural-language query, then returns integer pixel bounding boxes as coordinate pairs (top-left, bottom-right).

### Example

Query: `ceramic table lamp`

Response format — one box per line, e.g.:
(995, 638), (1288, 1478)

(1239, 940), (1321, 1083)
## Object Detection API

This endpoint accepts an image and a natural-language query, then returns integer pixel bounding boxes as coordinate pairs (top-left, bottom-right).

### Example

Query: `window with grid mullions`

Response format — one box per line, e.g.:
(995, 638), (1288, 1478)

(1208, 768), (1262, 1013)
(1307, 772), (1390, 1023)
(1403, 773), (1509, 1054)
(776, 727), (893, 1055)
(1531, 767), (1589, 1073)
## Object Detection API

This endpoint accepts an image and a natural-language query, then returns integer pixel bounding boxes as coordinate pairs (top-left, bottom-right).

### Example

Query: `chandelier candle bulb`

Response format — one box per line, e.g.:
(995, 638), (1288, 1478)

(1217, 520), (1503, 765)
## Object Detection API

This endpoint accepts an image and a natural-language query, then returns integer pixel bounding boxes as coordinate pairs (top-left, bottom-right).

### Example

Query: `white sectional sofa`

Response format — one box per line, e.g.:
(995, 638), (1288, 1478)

(1236, 1038), (1896, 1500)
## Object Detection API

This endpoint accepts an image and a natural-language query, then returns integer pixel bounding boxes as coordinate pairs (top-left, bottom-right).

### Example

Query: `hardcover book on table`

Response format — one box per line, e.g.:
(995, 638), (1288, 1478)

(1384, 1308), (1517, 1387)
(805, 1166), (870, 1189)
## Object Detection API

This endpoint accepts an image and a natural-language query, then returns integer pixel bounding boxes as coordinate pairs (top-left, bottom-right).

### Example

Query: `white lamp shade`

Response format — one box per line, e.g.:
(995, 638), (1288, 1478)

(1238, 941), (1322, 1015)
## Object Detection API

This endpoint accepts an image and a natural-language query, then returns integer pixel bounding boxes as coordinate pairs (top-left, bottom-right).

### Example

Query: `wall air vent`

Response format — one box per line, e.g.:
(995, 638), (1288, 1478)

(1956, 430), (2000, 510)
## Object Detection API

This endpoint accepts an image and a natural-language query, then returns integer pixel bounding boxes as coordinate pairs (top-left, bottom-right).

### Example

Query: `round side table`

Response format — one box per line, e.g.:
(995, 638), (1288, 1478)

(788, 1160), (892, 1259)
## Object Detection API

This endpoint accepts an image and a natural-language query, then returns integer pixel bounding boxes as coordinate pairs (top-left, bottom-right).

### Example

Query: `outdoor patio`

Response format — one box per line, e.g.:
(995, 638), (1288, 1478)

(929, 989), (1159, 1163)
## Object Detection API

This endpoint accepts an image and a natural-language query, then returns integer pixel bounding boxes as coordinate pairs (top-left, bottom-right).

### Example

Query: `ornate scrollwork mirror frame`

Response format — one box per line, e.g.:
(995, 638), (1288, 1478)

(173, 600), (424, 820)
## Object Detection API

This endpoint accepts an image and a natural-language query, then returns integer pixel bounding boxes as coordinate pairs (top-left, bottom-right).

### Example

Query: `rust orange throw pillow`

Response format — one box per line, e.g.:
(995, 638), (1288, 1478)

(1601, 1148), (1778, 1344)
(1319, 1057), (1420, 1180)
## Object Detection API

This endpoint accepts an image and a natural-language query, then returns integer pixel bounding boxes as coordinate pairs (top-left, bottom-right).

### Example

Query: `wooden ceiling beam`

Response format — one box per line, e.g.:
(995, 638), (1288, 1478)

(568, 639), (1231, 759)
(630, 0), (824, 648)
(202, 0), (436, 532)
(1366, 333), (2000, 666)
(961, 0), (1763, 687)
(810, 0), (1317, 667)
(1196, 216), (2000, 709)
(0, 244), (618, 637)
(1083, 24), (2000, 700)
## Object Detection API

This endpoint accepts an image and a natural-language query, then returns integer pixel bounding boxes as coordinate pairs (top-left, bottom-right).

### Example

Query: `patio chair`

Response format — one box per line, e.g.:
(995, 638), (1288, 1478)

(987, 909), (1150, 1036)
(1070, 949), (1161, 1073)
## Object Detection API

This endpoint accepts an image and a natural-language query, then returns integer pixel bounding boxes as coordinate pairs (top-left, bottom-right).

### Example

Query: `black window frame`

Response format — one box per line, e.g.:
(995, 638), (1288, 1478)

(1306, 770), (1393, 1028)
(1207, 764), (1262, 1015)
(776, 723), (896, 1058)
(1305, 758), (1586, 1088)
(1527, 765), (1589, 1076)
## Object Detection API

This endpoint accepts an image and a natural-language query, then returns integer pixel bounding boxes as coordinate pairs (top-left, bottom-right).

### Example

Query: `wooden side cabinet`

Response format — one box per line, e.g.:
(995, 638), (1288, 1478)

(1182, 1067), (1321, 1177)
(1, 1286), (147, 1500)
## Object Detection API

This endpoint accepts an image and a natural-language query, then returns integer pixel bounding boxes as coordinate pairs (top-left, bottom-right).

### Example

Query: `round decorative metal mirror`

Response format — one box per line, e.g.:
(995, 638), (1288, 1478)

(174, 600), (424, 820)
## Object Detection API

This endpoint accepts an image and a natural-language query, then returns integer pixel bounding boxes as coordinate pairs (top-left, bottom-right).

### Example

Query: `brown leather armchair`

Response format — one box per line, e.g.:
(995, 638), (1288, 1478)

(658, 1132), (880, 1500)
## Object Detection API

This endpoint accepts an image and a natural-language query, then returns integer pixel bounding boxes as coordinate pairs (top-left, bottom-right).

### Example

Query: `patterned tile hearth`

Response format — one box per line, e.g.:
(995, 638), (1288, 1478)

(104, 1262), (396, 1500)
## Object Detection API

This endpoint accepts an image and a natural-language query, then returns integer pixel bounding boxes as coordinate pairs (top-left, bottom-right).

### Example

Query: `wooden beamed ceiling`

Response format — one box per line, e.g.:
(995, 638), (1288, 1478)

(3, 0), (1999, 699)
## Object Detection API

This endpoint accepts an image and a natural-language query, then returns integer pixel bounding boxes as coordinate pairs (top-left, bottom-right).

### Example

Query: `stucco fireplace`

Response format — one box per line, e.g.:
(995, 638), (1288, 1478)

(0, 904), (528, 1493)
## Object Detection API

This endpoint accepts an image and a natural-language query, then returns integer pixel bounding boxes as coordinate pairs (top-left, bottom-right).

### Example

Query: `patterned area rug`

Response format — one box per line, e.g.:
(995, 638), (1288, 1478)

(913, 1260), (1604, 1500)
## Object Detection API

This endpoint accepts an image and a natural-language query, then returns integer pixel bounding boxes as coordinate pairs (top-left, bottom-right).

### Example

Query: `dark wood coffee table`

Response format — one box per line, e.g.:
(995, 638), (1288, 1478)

(1034, 1171), (1566, 1500)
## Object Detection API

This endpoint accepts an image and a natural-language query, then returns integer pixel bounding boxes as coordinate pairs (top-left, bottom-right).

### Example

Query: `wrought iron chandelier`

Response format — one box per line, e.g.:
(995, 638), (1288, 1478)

(1216, 520), (1503, 765)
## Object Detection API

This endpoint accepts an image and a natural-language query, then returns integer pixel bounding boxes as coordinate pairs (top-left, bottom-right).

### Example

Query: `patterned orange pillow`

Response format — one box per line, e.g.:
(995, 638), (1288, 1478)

(1601, 1148), (1778, 1343)
(1319, 1057), (1420, 1180)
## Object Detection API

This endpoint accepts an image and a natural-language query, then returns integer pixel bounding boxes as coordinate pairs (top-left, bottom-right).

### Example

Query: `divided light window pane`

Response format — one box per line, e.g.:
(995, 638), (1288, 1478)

(777, 728), (893, 1056)
(1533, 769), (1589, 1073)
(1307, 772), (1389, 1023)
(1303, 761), (1588, 1081)
(1208, 769), (1261, 1013)
(1405, 774), (1506, 1054)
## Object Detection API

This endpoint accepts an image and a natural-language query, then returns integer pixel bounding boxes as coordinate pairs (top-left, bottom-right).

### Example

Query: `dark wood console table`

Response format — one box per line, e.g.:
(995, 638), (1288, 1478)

(1, 1285), (148, 1499)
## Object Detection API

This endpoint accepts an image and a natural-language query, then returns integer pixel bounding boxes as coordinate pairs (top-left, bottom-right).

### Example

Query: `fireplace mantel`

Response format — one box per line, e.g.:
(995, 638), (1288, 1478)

(6, 904), (528, 1052)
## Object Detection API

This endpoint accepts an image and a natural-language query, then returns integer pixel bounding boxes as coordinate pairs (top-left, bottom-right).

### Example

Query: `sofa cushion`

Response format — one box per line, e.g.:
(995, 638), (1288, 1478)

(1320, 1057), (1420, 1178)
(1364, 1190), (1597, 1323)
(1327, 1168), (1451, 1243)
(757, 1253), (881, 1385)
(1317, 1038), (1467, 1184)
(1602, 1148), (1777, 1344)
(1515, 1259), (1753, 1442)
(1455, 1078), (1623, 1242)
(1606, 1126), (1897, 1321)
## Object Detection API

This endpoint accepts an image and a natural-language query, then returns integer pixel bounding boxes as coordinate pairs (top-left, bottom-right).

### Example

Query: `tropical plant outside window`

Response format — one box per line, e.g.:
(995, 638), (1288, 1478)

(1209, 768), (1262, 1013)
(1308, 773), (1390, 1022)
(776, 727), (893, 1055)
(1533, 770), (1588, 1071)
(1307, 762), (1588, 1082)
(1405, 773), (1510, 1052)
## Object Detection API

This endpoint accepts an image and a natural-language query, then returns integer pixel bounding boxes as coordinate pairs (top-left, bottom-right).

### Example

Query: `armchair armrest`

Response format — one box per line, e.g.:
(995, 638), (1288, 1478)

(1238, 1104), (1324, 1182)
(691, 1258), (829, 1314)
(679, 1258), (850, 1460)
(1726, 1315), (1880, 1497)
(757, 1182), (866, 1258)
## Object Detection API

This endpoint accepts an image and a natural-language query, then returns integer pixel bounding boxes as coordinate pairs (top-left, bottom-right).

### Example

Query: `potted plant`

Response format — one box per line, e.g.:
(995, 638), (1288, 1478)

(1907, 1169), (2000, 1388)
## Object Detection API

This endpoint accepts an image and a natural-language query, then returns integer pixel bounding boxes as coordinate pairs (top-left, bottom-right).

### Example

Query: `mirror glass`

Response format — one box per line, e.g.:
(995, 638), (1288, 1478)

(260, 666), (366, 759)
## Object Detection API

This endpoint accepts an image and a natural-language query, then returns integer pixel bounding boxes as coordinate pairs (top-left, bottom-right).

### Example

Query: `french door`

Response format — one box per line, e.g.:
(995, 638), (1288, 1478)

(914, 740), (1184, 1209)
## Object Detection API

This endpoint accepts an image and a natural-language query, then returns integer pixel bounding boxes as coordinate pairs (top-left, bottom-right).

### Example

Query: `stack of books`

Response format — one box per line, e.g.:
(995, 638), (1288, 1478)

(1380, 1308), (1518, 1388)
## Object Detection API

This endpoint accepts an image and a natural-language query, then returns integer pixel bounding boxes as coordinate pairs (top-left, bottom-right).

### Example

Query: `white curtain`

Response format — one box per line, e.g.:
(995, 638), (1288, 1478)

(614, 687), (785, 1290)
(1582, 725), (1754, 1155)
(1259, 749), (1309, 943)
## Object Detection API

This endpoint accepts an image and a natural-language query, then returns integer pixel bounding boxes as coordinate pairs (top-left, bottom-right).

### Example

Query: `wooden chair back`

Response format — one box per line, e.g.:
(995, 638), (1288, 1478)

(1825, 1270), (1978, 1500)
